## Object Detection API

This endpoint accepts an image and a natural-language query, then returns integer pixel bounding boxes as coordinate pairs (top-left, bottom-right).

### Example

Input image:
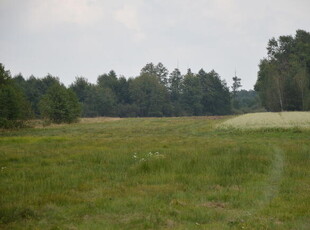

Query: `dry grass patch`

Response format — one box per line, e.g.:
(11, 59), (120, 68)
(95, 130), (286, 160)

(27, 117), (122, 128)
(79, 117), (122, 124)
(219, 112), (310, 130)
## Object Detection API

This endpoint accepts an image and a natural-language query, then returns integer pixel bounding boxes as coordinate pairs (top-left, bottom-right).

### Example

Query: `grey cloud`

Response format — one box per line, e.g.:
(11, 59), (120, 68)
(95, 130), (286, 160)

(0, 0), (309, 89)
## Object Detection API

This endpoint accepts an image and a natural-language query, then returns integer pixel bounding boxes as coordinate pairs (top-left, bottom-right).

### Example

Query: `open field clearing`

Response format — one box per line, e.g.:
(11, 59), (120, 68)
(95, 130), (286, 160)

(0, 116), (309, 229)
(219, 112), (310, 130)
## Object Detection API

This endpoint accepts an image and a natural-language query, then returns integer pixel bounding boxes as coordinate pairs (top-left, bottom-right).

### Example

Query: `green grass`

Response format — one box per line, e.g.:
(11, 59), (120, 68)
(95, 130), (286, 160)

(0, 116), (309, 229)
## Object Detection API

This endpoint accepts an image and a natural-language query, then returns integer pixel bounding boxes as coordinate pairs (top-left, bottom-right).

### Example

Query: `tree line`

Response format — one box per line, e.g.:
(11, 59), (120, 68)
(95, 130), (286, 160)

(14, 36), (310, 128)
(255, 29), (310, 111)
(70, 65), (233, 118)
(1, 61), (264, 128)
(1, 66), (81, 128)
(2, 63), (235, 124)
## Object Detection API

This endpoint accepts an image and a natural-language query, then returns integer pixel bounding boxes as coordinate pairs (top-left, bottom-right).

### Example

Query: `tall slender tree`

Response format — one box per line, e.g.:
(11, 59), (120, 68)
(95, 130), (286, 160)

(255, 30), (310, 111)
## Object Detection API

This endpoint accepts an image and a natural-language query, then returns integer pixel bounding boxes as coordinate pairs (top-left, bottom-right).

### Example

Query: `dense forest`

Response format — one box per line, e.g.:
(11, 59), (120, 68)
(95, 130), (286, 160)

(2, 29), (309, 128)
(255, 29), (310, 111)
(1, 61), (262, 128)
(69, 66), (233, 117)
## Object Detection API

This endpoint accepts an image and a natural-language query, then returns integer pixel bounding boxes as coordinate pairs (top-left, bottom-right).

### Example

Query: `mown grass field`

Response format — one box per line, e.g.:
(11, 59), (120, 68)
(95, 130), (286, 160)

(219, 112), (310, 130)
(0, 114), (309, 229)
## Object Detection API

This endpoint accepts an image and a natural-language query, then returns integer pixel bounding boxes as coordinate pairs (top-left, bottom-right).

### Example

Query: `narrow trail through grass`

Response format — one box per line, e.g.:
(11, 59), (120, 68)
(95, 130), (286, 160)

(264, 147), (284, 206)
(235, 147), (284, 223)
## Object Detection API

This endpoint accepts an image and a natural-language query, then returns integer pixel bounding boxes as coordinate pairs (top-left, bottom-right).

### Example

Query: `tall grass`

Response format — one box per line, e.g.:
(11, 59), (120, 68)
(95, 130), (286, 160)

(0, 116), (309, 229)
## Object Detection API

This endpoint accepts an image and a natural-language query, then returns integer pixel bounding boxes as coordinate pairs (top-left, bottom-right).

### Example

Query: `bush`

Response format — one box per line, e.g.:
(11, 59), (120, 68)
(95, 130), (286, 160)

(0, 64), (32, 128)
(117, 104), (139, 117)
(39, 84), (81, 124)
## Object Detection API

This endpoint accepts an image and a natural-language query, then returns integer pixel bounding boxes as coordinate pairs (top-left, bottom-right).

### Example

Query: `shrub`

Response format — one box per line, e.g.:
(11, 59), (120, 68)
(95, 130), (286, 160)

(39, 84), (81, 124)
(0, 64), (32, 128)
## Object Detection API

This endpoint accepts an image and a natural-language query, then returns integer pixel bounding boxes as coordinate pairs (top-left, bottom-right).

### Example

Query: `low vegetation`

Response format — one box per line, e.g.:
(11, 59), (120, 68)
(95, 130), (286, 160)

(219, 111), (310, 130)
(0, 115), (309, 229)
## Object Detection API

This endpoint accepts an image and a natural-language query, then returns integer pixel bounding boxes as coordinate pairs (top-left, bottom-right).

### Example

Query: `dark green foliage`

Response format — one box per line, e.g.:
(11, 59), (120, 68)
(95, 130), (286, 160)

(169, 68), (183, 116)
(129, 73), (169, 117)
(70, 74), (119, 117)
(232, 90), (264, 113)
(117, 76), (131, 104)
(232, 75), (242, 97)
(69, 66), (231, 117)
(92, 87), (117, 116)
(117, 103), (139, 117)
(181, 70), (203, 115)
(0, 85), (31, 128)
(255, 30), (310, 111)
(141, 62), (169, 86)
(69, 77), (90, 103)
(13, 74), (61, 116)
(198, 69), (231, 115)
(12, 74), (82, 124)
(97, 70), (118, 93)
(0, 63), (11, 86)
(69, 77), (99, 117)
(0, 64), (32, 128)
(10, 62), (234, 119)
(179, 68), (231, 116)
(39, 84), (81, 123)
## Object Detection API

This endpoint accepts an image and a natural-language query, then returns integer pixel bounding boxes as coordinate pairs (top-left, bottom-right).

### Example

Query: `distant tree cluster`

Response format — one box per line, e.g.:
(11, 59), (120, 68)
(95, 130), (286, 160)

(0, 64), (32, 128)
(13, 73), (81, 122)
(0, 64), (81, 128)
(232, 90), (263, 114)
(69, 64), (232, 117)
(1, 59), (266, 128)
(40, 84), (80, 124)
(255, 29), (310, 111)
(3, 29), (309, 128)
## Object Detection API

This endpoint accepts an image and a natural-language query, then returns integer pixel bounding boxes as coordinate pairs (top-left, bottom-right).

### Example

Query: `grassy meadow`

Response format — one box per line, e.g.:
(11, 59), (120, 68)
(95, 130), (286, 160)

(0, 114), (309, 229)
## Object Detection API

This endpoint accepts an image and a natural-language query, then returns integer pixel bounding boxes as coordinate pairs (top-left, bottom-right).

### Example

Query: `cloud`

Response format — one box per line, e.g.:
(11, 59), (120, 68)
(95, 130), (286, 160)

(1, 0), (310, 89)
(25, 0), (104, 29)
(114, 3), (146, 42)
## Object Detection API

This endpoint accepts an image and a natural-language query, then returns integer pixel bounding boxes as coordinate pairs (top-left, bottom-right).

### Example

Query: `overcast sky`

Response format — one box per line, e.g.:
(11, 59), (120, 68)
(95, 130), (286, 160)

(0, 0), (309, 89)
